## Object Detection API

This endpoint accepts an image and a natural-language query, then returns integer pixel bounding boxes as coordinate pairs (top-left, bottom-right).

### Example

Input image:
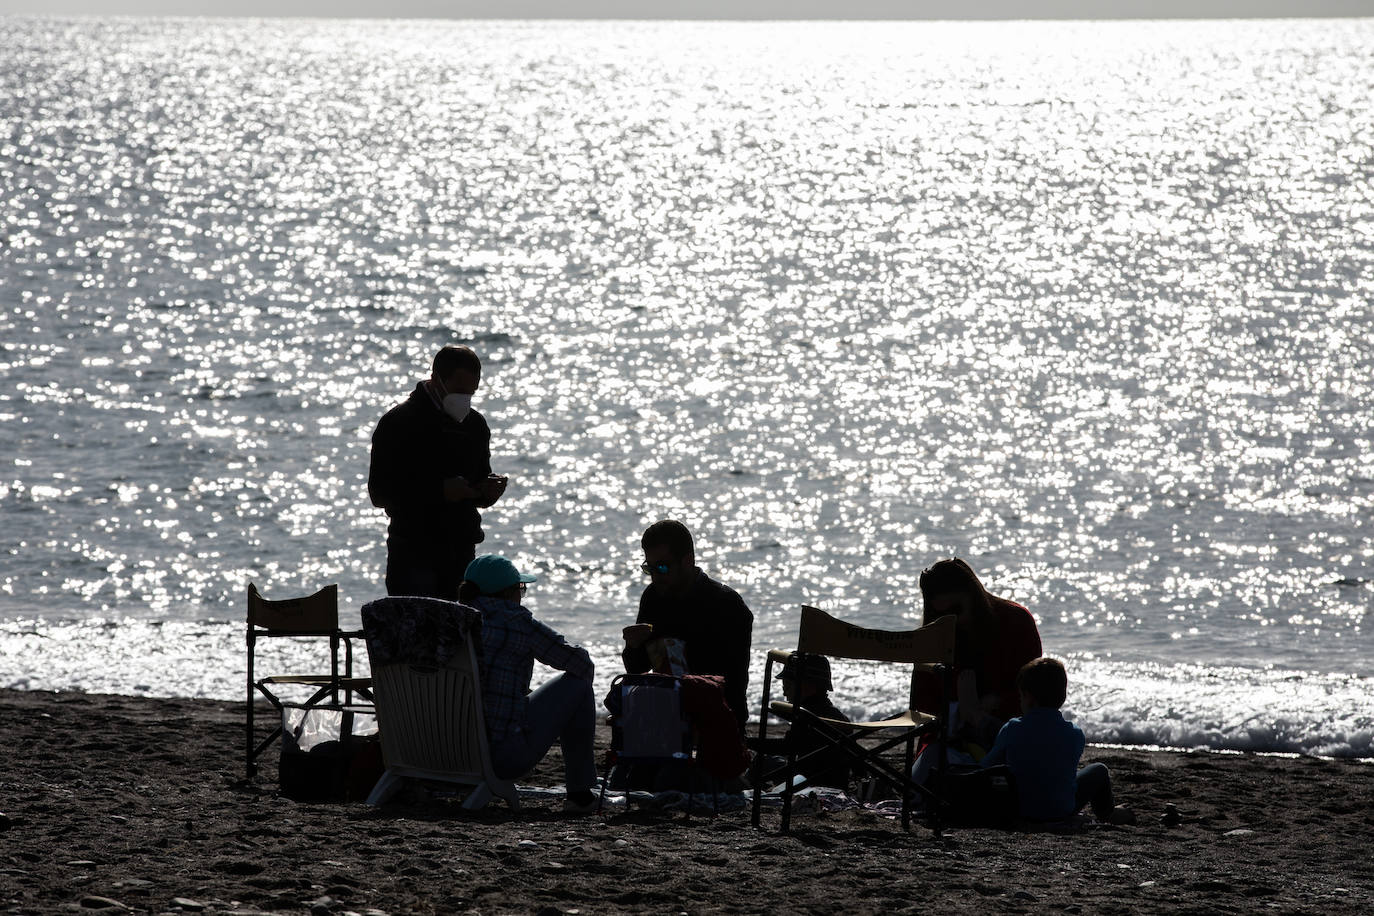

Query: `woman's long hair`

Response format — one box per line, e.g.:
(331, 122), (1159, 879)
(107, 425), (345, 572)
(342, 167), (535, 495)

(919, 557), (1013, 665)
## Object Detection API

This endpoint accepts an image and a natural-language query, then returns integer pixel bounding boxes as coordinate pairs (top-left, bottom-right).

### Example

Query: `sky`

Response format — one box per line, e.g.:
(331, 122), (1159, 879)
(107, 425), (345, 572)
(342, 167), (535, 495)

(1, 0), (1371, 18)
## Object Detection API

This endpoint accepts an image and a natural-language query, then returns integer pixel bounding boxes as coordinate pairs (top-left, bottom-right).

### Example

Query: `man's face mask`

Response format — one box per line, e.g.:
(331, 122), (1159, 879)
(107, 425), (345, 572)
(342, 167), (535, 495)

(435, 372), (477, 423)
(442, 392), (472, 423)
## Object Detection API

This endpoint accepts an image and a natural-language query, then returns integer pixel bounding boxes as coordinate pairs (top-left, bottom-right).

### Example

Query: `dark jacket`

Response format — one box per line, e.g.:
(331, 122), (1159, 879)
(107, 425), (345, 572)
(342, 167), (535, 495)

(981, 706), (1084, 820)
(625, 569), (753, 729)
(367, 382), (492, 551)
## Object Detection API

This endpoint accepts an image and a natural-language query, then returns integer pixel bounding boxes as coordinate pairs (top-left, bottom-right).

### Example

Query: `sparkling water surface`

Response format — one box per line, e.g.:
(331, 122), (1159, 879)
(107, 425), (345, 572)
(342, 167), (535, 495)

(1, 17), (1371, 755)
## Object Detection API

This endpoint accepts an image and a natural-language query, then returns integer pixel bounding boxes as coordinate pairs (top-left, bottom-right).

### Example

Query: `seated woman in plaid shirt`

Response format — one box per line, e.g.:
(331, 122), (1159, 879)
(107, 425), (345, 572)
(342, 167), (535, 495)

(460, 554), (599, 814)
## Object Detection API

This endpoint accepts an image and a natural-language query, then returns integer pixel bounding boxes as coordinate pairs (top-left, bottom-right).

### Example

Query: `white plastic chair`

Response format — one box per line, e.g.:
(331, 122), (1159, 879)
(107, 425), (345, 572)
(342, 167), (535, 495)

(361, 597), (519, 811)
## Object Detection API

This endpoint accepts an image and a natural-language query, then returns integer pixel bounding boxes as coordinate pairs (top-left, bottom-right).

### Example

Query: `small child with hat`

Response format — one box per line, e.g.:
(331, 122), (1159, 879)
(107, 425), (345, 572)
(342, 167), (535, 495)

(763, 651), (852, 790)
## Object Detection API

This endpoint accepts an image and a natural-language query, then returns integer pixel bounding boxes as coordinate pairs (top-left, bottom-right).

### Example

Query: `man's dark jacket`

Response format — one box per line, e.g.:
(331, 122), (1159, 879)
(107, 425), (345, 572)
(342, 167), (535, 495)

(625, 569), (753, 729)
(368, 382), (491, 556)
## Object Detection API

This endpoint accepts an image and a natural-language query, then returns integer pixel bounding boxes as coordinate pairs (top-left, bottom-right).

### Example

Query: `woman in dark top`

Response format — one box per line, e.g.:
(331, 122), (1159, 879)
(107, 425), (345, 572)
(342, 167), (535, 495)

(916, 557), (1042, 752)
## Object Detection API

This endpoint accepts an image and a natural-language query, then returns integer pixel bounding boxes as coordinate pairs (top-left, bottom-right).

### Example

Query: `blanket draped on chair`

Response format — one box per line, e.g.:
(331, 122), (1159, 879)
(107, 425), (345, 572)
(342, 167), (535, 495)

(680, 674), (751, 781)
(361, 596), (483, 667)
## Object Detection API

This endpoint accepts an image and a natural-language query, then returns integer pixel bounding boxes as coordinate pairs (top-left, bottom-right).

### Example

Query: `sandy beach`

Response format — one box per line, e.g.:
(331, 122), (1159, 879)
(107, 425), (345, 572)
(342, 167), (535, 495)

(2, 688), (1371, 915)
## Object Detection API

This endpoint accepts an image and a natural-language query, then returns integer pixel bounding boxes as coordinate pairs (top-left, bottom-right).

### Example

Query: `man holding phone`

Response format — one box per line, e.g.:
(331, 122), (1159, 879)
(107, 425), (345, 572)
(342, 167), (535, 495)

(368, 345), (508, 600)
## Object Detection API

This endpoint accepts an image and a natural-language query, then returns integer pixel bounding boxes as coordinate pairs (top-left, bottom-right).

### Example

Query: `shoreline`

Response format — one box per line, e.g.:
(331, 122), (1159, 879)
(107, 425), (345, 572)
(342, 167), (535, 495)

(4, 687), (1373, 914)
(5, 618), (1373, 758)
(1087, 741), (1374, 765)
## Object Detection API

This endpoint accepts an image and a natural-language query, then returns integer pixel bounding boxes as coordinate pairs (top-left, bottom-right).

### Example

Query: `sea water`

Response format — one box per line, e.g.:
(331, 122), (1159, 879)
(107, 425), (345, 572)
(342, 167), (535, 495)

(1, 16), (1371, 756)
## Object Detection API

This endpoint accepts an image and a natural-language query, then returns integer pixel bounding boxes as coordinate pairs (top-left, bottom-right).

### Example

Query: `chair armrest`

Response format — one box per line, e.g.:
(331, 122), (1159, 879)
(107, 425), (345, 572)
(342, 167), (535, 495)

(261, 674), (336, 686)
(769, 700), (796, 720)
(767, 648), (793, 664)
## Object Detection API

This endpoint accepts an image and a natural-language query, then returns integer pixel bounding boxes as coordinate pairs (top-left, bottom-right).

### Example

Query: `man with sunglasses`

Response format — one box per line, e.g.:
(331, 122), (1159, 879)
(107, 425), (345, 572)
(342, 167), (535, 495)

(623, 520), (754, 730)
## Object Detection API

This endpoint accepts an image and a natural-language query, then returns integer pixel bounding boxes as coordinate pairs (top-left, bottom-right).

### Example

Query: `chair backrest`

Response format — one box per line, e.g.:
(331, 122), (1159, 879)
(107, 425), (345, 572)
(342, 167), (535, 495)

(795, 605), (956, 709)
(372, 662), (488, 775)
(361, 596), (496, 780)
(796, 605), (955, 664)
(247, 582), (339, 634)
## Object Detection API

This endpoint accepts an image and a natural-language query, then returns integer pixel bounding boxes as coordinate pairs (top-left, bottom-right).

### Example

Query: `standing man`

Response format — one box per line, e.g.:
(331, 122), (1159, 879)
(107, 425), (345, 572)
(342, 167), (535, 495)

(368, 345), (508, 600)
(622, 520), (754, 730)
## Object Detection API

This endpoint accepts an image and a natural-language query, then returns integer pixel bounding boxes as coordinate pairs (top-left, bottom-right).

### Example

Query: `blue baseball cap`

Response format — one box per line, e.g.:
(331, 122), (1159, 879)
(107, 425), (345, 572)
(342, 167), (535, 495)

(464, 554), (537, 596)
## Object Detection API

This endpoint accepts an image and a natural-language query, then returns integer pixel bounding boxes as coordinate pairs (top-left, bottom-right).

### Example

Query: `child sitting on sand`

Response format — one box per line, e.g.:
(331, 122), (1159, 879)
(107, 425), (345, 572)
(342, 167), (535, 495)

(981, 657), (1134, 824)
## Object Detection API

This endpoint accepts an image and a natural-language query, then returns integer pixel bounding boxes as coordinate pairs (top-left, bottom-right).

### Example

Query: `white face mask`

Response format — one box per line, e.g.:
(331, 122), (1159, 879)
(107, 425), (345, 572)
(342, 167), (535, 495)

(442, 392), (472, 423)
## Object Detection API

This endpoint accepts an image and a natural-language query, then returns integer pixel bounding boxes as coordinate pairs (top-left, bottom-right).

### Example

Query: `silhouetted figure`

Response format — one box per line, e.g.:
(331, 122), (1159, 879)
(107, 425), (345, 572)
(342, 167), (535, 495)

(982, 657), (1133, 824)
(460, 555), (599, 814)
(368, 345), (507, 600)
(916, 557), (1041, 752)
(753, 652), (852, 791)
(622, 520), (753, 731)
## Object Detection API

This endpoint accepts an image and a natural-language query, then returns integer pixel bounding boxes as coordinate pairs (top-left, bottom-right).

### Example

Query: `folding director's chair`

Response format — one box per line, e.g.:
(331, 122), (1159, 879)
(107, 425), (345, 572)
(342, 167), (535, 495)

(245, 582), (373, 780)
(750, 606), (956, 834)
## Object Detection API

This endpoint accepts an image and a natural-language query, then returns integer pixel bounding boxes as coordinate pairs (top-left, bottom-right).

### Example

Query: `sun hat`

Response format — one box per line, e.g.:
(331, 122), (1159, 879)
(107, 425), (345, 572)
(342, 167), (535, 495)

(463, 554), (537, 596)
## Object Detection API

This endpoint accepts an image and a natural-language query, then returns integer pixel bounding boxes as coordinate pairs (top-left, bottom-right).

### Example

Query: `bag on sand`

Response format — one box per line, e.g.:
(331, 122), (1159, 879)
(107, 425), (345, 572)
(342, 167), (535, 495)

(279, 707), (383, 802)
(931, 764), (1019, 826)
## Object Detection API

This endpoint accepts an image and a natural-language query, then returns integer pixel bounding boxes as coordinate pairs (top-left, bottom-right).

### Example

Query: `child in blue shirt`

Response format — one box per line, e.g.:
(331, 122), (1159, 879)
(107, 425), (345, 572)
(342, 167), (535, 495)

(981, 657), (1134, 824)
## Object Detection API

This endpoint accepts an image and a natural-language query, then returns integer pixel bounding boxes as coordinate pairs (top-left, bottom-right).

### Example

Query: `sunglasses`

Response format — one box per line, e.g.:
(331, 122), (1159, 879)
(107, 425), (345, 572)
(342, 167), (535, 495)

(640, 561), (673, 576)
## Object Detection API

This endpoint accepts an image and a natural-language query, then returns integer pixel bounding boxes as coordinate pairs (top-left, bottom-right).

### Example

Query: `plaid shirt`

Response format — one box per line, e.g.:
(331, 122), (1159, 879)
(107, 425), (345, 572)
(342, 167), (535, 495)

(471, 595), (594, 745)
